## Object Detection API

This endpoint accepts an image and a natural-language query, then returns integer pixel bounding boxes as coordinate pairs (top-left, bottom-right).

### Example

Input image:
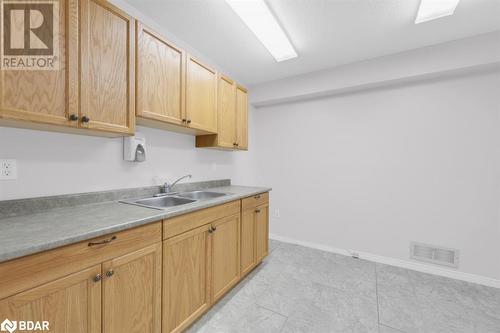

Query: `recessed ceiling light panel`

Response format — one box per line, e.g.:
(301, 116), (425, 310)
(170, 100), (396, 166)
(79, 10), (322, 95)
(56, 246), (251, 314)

(226, 0), (297, 62)
(415, 0), (460, 24)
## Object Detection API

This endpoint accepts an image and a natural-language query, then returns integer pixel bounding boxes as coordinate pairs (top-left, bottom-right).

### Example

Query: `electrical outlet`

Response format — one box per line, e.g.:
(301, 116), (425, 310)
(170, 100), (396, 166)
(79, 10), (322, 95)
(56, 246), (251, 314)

(0, 159), (17, 180)
(274, 208), (280, 218)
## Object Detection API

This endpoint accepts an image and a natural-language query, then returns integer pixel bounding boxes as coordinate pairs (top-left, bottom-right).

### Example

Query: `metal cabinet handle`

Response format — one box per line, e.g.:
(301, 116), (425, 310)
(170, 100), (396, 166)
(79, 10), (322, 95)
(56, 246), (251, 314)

(187, 119), (192, 124)
(106, 270), (114, 277)
(81, 115), (90, 123)
(208, 229), (213, 234)
(255, 209), (261, 213)
(94, 274), (102, 282)
(69, 114), (79, 121)
(254, 195), (261, 199)
(88, 235), (117, 247)
(182, 119), (187, 123)
(211, 226), (217, 232)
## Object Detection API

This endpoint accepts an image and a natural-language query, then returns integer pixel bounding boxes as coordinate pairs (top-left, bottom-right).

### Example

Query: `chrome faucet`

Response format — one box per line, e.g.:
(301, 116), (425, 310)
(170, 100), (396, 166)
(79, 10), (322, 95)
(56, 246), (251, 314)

(163, 174), (192, 193)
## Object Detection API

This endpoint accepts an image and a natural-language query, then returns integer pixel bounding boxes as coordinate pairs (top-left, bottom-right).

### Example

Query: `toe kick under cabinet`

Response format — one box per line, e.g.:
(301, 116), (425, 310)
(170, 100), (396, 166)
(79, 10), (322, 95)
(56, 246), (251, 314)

(0, 192), (269, 333)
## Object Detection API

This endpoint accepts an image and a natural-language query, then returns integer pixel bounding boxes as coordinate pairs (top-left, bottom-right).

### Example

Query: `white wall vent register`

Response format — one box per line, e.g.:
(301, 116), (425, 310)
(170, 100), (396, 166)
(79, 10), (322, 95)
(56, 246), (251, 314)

(410, 242), (459, 268)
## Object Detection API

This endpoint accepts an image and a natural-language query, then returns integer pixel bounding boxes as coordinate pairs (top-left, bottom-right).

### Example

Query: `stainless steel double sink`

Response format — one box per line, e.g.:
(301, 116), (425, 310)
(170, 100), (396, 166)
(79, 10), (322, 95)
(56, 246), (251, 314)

(121, 191), (228, 210)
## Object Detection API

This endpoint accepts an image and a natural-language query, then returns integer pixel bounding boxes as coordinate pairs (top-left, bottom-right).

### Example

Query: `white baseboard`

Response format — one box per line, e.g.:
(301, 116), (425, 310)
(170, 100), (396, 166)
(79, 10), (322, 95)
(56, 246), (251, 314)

(269, 233), (500, 289)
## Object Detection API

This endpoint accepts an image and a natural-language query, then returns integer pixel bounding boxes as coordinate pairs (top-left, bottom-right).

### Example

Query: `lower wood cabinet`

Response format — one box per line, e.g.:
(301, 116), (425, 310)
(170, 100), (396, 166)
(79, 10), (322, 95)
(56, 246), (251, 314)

(0, 265), (102, 333)
(163, 224), (211, 333)
(0, 222), (162, 333)
(211, 214), (240, 303)
(0, 244), (162, 333)
(240, 194), (270, 277)
(240, 208), (258, 276)
(255, 203), (270, 262)
(103, 243), (162, 333)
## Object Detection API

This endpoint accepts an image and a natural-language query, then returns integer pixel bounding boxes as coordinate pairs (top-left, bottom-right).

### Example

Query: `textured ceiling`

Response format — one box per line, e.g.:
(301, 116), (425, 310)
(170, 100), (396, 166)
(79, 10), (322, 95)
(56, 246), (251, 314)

(123, 0), (500, 85)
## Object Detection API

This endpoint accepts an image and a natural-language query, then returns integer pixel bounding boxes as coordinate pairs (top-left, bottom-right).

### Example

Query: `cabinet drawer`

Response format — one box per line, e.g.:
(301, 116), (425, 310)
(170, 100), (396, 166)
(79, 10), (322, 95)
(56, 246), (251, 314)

(163, 201), (240, 239)
(241, 192), (269, 211)
(0, 222), (162, 300)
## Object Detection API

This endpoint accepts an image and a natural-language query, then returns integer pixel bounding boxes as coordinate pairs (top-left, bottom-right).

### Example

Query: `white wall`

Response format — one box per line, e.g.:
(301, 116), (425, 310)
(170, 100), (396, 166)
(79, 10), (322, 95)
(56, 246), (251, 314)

(252, 71), (500, 280)
(0, 109), (256, 200)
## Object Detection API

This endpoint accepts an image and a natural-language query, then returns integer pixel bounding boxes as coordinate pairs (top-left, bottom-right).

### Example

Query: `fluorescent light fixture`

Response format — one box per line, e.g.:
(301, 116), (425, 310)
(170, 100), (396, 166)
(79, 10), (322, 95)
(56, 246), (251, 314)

(226, 0), (297, 62)
(415, 0), (460, 24)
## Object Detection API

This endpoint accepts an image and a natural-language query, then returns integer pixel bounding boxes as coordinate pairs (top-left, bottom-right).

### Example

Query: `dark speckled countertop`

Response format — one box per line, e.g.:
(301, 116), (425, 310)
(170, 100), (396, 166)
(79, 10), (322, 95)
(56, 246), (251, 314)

(0, 185), (271, 263)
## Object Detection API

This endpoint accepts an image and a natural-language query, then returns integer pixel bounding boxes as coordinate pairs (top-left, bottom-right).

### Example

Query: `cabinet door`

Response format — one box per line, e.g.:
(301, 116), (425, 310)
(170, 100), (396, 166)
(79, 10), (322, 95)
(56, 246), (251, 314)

(216, 75), (237, 148)
(240, 209), (256, 277)
(102, 243), (162, 333)
(211, 214), (240, 302)
(235, 85), (248, 150)
(255, 203), (269, 262)
(136, 22), (185, 126)
(0, 0), (78, 127)
(185, 55), (217, 134)
(80, 0), (135, 134)
(0, 265), (101, 333)
(163, 225), (211, 333)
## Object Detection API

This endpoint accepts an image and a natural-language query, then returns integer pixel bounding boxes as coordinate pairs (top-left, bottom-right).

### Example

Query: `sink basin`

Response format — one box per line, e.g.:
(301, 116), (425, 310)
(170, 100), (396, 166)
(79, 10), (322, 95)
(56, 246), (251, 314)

(133, 196), (196, 209)
(120, 190), (229, 210)
(177, 191), (227, 200)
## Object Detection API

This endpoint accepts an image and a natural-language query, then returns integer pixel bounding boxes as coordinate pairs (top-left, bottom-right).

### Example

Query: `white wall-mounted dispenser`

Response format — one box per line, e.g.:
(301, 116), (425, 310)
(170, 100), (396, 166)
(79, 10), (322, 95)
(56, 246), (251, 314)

(124, 133), (146, 162)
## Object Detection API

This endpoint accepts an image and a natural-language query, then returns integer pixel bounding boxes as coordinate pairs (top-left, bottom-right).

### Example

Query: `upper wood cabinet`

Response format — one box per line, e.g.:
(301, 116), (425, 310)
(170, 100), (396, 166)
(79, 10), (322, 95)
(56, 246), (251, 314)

(102, 243), (162, 333)
(0, 0), (79, 130)
(0, 0), (134, 136)
(80, 0), (135, 135)
(195, 77), (248, 150)
(136, 23), (185, 127)
(0, 265), (101, 333)
(216, 75), (237, 148)
(185, 55), (218, 134)
(235, 85), (249, 150)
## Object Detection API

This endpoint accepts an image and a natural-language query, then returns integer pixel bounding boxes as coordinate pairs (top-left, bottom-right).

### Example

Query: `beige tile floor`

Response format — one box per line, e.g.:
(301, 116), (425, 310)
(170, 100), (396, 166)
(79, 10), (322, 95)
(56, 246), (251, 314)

(188, 240), (500, 333)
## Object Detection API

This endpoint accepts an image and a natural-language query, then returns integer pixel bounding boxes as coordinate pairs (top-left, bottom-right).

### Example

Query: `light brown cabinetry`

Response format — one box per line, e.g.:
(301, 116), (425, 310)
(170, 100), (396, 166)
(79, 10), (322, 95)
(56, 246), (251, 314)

(185, 55), (218, 133)
(162, 202), (240, 333)
(255, 203), (270, 262)
(135, 28), (218, 135)
(211, 214), (240, 302)
(103, 243), (162, 333)
(195, 77), (249, 150)
(163, 225), (212, 333)
(0, 0), (79, 131)
(136, 23), (185, 128)
(240, 193), (270, 277)
(0, 222), (162, 333)
(0, 0), (135, 136)
(0, 265), (102, 333)
(235, 85), (249, 149)
(80, 0), (135, 135)
(240, 208), (257, 276)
